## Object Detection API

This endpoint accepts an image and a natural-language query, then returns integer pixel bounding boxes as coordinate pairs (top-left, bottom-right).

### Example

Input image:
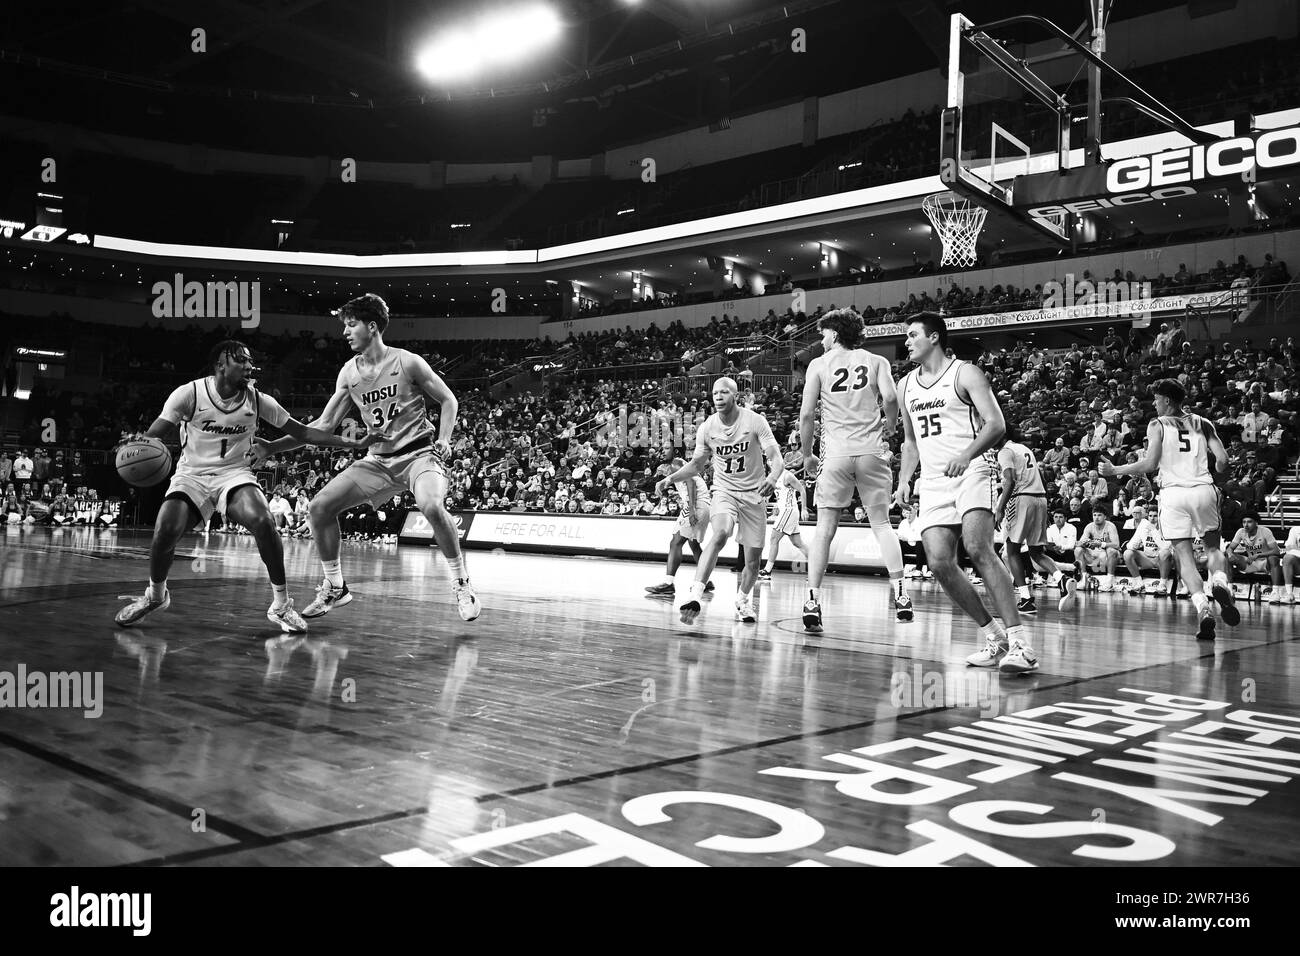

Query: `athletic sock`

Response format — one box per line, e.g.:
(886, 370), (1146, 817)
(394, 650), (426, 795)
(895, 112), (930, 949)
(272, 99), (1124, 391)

(271, 583), (287, 610)
(321, 560), (343, 588)
(1016, 585), (1030, 600)
(1192, 592), (1209, 613)
(980, 620), (1007, 645)
(1048, 571), (1062, 586)
(446, 555), (467, 585)
(808, 587), (821, 604)
(689, 581), (705, 599)
(1006, 623), (1029, 648)
(763, 560), (775, 572)
(662, 576), (675, 587)
(893, 576), (908, 598)
(147, 579), (167, 602)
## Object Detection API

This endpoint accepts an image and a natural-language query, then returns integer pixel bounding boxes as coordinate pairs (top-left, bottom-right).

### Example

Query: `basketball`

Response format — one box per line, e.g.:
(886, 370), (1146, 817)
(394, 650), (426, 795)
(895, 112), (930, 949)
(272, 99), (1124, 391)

(115, 437), (172, 487)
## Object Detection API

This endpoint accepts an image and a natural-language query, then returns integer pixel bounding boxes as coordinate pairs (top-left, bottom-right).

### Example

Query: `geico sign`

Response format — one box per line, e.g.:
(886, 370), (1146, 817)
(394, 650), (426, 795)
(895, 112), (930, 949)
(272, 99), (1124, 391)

(1106, 125), (1300, 192)
(1028, 185), (1196, 222)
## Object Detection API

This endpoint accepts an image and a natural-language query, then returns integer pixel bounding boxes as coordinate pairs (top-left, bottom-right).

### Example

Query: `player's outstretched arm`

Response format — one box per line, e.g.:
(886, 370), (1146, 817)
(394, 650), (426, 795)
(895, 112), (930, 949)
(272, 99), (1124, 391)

(260, 378), (353, 456)
(658, 443), (710, 496)
(1100, 419), (1162, 478)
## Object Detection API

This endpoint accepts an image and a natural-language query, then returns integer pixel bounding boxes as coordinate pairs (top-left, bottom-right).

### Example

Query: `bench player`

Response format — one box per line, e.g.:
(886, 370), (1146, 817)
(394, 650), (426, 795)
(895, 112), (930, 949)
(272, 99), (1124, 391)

(1100, 378), (1238, 640)
(115, 340), (374, 630)
(255, 294), (481, 623)
(893, 313), (1038, 674)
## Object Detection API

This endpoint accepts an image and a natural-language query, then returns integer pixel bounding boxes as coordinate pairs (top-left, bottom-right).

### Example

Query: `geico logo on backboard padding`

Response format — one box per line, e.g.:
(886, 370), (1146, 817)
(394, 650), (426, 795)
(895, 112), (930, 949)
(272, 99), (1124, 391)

(1106, 125), (1300, 193)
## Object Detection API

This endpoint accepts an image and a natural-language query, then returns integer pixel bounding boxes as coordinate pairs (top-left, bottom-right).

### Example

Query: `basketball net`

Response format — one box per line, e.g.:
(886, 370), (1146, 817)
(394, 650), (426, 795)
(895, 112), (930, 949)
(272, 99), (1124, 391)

(922, 192), (987, 269)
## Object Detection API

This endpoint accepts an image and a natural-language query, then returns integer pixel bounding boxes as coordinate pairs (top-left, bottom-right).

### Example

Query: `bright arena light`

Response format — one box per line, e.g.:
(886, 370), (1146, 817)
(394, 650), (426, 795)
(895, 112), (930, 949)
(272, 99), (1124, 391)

(416, 5), (563, 83)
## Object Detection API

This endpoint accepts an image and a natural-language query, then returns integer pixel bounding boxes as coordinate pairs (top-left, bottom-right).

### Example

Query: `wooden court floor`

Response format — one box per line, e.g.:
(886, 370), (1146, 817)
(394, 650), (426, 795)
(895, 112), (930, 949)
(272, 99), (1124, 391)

(1, 525), (1298, 867)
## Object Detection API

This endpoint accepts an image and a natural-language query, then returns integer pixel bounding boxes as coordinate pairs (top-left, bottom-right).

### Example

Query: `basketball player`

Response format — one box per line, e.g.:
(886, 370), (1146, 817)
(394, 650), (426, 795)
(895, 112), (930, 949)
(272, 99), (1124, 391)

(798, 308), (911, 630)
(1226, 513), (1281, 592)
(254, 293), (481, 622)
(115, 341), (375, 630)
(758, 468), (809, 580)
(1099, 378), (1239, 640)
(1121, 503), (1174, 595)
(994, 425), (1077, 614)
(892, 313), (1038, 674)
(645, 457), (715, 596)
(656, 377), (783, 624)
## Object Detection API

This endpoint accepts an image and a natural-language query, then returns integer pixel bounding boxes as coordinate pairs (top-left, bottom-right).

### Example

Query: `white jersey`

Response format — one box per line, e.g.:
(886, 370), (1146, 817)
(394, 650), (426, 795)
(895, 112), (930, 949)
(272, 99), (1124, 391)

(1286, 528), (1300, 553)
(774, 471), (803, 518)
(1128, 518), (1167, 556)
(1231, 527), (1277, 562)
(161, 378), (290, 475)
(813, 348), (892, 457)
(673, 475), (711, 513)
(997, 441), (1046, 496)
(695, 407), (778, 494)
(339, 347), (435, 455)
(899, 359), (995, 479)
(1155, 414), (1213, 488)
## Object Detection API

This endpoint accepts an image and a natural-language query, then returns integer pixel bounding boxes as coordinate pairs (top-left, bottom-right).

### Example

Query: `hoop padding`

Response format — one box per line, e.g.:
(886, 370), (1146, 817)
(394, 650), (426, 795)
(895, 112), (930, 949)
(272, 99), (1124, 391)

(922, 193), (987, 269)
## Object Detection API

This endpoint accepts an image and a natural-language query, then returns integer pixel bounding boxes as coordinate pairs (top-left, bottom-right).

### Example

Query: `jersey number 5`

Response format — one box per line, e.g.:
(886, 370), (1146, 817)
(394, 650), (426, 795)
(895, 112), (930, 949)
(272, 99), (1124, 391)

(370, 402), (398, 429)
(917, 413), (942, 438)
(1177, 428), (1191, 452)
(830, 365), (869, 393)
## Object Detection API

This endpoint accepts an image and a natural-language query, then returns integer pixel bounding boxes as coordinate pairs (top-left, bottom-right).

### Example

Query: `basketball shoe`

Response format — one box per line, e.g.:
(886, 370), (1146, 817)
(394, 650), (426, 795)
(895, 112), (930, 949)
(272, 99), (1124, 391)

(267, 599), (308, 634)
(303, 579), (352, 618)
(115, 588), (170, 627)
(454, 582), (481, 621)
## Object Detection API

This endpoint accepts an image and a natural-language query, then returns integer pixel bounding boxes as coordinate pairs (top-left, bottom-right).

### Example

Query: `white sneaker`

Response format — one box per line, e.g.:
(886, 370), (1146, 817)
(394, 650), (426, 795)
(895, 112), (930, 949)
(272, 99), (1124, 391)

(1098, 580), (1115, 593)
(968, 573), (983, 586)
(1000, 640), (1040, 675)
(1144, 580), (1164, 595)
(735, 596), (757, 623)
(454, 582), (482, 621)
(1058, 577), (1078, 613)
(966, 635), (1007, 668)
(1267, 587), (1282, 605)
(302, 579), (352, 618)
(115, 589), (171, 627)
(267, 599), (308, 634)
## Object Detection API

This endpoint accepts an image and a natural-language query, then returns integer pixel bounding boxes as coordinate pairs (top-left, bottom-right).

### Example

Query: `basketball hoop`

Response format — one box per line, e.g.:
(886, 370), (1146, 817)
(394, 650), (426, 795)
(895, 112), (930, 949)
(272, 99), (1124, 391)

(922, 192), (987, 269)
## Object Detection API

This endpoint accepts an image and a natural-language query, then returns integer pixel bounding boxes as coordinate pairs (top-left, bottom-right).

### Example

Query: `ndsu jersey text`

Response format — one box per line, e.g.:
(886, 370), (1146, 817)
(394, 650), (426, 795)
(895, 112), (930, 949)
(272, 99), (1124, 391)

(339, 348), (434, 455)
(696, 407), (776, 494)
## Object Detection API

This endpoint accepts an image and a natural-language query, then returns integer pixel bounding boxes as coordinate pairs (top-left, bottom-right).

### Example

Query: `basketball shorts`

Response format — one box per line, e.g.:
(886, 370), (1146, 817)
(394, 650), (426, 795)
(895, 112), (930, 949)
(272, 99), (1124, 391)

(1158, 484), (1219, 541)
(334, 447), (446, 507)
(1079, 544), (1115, 571)
(675, 505), (712, 542)
(711, 487), (767, 548)
(770, 503), (801, 536)
(814, 453), (892, 510)
(1287, 549), (1300, 561)
(166, 467), (263, 524)
(1004, 494), (1048, 546)
(1128, 550), (1163, 569)
(1236, 557), (1271, 574)
(916, 461), (998, 534)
